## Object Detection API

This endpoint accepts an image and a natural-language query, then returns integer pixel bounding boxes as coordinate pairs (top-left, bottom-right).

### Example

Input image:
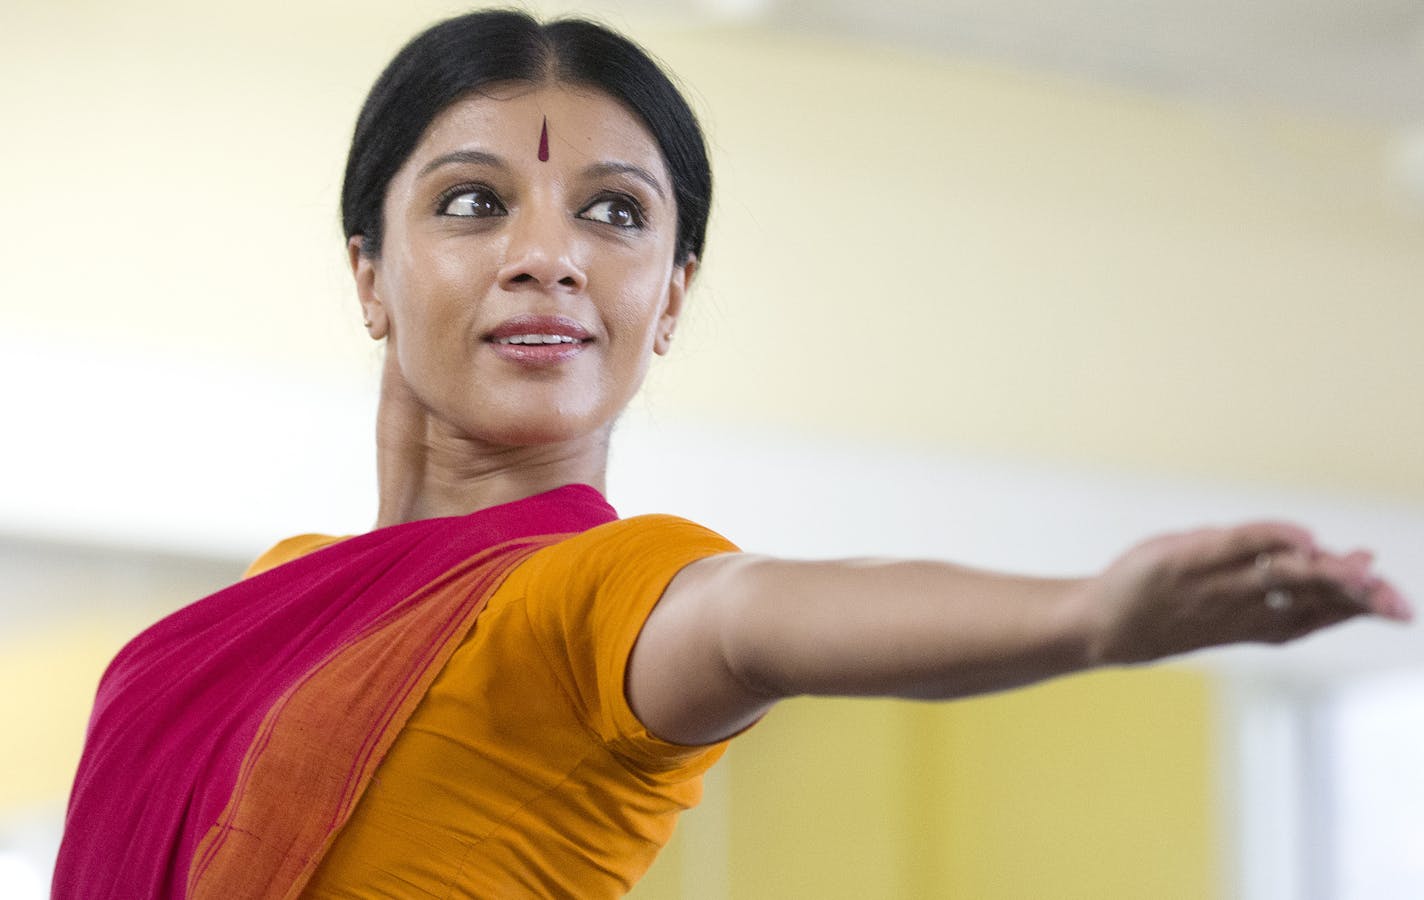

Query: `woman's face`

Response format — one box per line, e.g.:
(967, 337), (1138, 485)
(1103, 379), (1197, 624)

(351, 82), (694, 448)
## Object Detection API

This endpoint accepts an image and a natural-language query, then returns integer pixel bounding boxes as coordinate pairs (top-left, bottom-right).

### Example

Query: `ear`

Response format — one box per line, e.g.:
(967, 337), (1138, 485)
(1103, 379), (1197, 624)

(348, 235), (389, 340)
(654, 255), (697, 356)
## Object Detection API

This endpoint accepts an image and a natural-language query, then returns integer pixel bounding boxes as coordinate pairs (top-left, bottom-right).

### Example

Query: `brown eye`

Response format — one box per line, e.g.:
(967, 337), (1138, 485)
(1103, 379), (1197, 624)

(441, 186), (507, 218)
(578, 196), (644, 229)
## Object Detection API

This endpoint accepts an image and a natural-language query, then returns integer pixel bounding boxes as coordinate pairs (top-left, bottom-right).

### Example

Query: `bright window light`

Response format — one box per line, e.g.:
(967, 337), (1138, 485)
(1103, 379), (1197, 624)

(1323, 668), (1424, 899)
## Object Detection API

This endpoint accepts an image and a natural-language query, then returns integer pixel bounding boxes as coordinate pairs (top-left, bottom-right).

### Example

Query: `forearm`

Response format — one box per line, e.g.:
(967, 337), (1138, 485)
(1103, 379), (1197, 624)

(714, 555), (1096, 702)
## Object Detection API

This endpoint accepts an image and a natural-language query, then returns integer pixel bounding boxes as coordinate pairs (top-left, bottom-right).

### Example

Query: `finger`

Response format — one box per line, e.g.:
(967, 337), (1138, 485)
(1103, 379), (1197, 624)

(1191, 558), (1355, 641)
(1300, 556), (1414, 622)
(1206, 522), (1318, 571)
(1211, 553), (1367, 645)
(1340, 550), (1379, 591)
(1261, 552), (1373, 614)
(1343, 549), (1374, 570)
(1246, 574), (1373, 646)
(1368, 581), (1415, 623)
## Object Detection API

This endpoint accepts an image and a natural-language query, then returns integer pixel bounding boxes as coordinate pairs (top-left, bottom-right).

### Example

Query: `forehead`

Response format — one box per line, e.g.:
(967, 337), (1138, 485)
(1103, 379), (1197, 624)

(408, 82), (668, 181)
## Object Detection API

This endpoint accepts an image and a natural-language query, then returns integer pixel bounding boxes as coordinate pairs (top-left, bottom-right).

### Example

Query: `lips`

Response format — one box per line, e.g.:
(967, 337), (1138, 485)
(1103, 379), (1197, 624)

(484, 315), (593, 366)
(485, 315), (593, 344)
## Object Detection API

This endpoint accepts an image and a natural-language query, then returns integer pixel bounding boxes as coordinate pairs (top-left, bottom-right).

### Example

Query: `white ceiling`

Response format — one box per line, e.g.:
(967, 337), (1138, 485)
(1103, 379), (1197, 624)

(665, 0), (1424, 126)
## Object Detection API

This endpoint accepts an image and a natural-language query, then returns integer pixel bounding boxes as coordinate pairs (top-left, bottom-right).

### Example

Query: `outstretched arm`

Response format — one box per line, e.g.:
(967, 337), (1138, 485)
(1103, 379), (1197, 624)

(626, 522), (1412, 747)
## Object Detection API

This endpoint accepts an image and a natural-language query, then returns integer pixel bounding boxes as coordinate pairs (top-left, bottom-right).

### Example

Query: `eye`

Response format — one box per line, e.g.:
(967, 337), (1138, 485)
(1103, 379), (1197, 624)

(578, 195), (645, 229)
(439, 185), (507, 218)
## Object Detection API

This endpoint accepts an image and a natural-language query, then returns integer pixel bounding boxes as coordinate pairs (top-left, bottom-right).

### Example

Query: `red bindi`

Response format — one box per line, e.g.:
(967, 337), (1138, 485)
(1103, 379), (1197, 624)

(537, 116), (549, 162)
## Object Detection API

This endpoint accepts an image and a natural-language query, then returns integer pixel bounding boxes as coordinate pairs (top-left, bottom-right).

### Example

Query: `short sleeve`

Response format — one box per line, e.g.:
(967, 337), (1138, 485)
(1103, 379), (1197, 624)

(520, 515), (740, 772)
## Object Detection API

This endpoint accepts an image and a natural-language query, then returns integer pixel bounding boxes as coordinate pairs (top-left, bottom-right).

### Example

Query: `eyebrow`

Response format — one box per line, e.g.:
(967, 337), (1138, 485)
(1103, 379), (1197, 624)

(417, 149), (506, 179)
(581, 162), (666, 201)
(416, 150), (667, 202)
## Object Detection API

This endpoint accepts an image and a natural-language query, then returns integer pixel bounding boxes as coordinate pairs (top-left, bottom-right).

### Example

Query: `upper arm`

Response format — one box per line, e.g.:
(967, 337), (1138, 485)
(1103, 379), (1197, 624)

(520, 515), (748, 766)
(625, 552), (779, 747)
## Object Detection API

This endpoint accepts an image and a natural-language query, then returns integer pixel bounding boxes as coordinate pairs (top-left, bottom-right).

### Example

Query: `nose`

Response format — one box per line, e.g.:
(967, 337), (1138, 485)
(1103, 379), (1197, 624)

(496, 205), (588, 294)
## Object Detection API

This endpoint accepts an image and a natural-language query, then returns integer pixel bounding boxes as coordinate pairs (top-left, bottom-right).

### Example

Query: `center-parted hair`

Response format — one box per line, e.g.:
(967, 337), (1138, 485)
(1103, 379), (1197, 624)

(341, 10), (712, 265)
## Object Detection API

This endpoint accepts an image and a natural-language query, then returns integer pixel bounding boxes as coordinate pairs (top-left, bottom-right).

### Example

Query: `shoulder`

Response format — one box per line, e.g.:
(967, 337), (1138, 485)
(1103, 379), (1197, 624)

(546, 513), (737, 560)
(518, 514), (738, 595)
(243, 533), (348, 578)
(511, 513), (738, 667)
(514, 512), (739, 667)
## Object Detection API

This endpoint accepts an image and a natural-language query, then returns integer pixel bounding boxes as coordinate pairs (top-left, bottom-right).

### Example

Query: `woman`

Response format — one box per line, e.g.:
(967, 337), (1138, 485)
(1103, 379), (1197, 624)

(53, 10), (1411, 899)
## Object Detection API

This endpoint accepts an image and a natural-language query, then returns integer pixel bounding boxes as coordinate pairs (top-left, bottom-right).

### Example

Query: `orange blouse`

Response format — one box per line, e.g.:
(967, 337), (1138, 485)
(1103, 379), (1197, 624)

(245, 515), (739, 898)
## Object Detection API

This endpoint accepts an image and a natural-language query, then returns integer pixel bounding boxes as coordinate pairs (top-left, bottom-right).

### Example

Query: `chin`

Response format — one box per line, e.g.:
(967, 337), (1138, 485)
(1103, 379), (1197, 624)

(478, 412), (611, 450)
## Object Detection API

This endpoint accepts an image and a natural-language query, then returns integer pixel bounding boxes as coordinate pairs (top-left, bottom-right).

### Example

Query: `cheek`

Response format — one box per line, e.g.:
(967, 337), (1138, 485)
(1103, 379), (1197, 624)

(388, 248), (491, 345)
(425, 240), (493, 290)
(603, 266), (671, 340)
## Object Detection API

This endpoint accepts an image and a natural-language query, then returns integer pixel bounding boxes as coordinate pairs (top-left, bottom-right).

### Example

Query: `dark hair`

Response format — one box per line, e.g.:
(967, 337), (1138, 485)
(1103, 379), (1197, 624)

(341, 9), (711, 265)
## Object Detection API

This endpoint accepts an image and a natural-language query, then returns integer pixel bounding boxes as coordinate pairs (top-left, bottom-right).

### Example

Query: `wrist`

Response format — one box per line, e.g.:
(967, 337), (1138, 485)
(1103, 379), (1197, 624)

(1053, 575), (1108, 671)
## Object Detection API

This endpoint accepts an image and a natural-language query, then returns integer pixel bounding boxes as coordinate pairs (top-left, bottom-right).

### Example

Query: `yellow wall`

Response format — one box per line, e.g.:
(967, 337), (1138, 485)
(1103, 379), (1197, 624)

(631, 668), (1213, 899)
(931, 668), (1214, 898)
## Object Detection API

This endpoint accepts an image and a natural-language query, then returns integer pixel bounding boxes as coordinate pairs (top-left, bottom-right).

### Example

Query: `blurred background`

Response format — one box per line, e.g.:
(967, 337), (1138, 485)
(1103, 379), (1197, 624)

(3, 0), (1423, 896)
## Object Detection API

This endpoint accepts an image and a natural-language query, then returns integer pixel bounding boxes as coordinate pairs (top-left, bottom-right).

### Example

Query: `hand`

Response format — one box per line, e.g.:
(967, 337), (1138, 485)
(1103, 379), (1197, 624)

(1080, 522), (1413, 666)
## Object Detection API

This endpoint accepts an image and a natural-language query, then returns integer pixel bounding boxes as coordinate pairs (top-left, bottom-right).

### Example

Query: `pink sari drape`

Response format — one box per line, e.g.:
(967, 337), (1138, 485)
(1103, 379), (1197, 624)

(52, 484), (618, 899)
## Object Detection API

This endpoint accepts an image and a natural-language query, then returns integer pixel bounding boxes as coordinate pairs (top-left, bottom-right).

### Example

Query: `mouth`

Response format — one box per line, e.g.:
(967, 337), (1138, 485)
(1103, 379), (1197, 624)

(485, 314), (594, 344)
(484, 315), (593, 366)
(491, 333), (588, 346)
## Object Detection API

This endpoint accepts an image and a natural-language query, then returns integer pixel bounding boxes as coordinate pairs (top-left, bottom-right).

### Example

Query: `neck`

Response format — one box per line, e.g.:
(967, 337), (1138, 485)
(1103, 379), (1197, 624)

(372, 364), (610, 529)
